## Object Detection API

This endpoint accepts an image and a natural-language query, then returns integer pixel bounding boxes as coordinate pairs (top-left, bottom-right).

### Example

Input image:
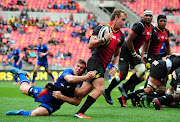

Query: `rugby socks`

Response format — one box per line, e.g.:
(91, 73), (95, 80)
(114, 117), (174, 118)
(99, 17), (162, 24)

(125, 89), (145, 100)
(49, 72), (54, 79)
(157, 95), (174, 105)
(19, 73), (30, 84)
(14, 76), (18, 83)
(77, 95), (96, 114)
(123, 73), (140, 90)
(106, 77), (120, 93)
(32, 73), (37, 83)
(19, 110), (33, 116)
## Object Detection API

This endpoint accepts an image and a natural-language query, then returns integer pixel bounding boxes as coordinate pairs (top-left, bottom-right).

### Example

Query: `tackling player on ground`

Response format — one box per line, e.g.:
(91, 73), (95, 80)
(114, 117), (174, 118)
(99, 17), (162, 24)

(6, 59), (96, 116)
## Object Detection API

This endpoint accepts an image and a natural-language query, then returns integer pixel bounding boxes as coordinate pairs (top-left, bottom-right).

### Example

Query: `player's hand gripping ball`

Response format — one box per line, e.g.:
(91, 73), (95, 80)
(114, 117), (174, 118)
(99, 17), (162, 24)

(98, 25), (112, 45)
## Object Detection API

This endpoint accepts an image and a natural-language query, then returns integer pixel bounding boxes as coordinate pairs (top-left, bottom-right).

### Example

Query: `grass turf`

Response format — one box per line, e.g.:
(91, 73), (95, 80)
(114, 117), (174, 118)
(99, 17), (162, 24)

(0, 81), (180, 122)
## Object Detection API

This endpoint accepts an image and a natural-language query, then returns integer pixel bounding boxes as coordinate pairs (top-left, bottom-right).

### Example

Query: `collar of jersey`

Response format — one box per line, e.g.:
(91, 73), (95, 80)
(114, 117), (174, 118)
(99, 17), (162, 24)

(107, 24), (119, 33)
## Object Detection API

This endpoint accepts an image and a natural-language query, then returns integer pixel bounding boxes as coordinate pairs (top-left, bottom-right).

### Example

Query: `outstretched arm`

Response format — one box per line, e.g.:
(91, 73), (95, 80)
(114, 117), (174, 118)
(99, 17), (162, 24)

(64, 71), (96, 83)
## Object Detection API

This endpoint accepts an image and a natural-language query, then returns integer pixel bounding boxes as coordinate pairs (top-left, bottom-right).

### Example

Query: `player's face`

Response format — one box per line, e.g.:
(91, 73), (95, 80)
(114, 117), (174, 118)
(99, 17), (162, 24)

(143, 14), (153, 24)
(158, 18), (167, 28)
(115, 13), (127, 29)
(12, 44), (16, 50)
(38, 38), (43, 45)
(73, 63), (86, 76)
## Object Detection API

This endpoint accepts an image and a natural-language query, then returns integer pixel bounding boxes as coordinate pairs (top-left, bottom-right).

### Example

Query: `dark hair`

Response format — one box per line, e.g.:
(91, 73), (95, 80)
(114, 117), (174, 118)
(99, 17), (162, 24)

(111, 9), (127, 21)
(157, 15), (167, 21)
(38, 37), (43, 40)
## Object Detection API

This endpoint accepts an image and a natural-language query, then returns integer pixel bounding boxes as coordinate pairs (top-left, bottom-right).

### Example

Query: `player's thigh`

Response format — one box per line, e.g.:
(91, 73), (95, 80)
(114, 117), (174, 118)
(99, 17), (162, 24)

(92, 77), (105, 90)
(90, 78), (105, 99)
(34, 64), (41, 73)
(30, 106), (49, 116)
(75, 82), (93, 98)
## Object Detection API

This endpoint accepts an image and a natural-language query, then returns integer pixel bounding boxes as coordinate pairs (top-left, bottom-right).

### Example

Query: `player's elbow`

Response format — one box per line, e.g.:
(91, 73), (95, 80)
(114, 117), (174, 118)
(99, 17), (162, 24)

(67, 78), (74, 83)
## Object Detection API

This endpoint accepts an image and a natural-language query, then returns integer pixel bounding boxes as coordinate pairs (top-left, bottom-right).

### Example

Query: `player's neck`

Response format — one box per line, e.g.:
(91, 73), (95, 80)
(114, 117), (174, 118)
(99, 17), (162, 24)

(156, 26), (165, 34)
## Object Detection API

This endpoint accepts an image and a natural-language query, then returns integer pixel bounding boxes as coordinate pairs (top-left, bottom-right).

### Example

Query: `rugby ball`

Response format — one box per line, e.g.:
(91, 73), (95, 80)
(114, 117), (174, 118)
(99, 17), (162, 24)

(98, 25), (111, 39)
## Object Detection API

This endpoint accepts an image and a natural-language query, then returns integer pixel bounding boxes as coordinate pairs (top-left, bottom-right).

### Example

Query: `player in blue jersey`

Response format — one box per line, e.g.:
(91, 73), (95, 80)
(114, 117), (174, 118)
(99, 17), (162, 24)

(8, 44), (24, 84)
(31, 37), (55, 85)
(6, 59), (96, 116)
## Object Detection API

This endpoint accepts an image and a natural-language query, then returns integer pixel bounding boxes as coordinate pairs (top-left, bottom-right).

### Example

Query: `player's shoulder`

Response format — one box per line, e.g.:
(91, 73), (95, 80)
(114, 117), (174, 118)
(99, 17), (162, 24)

(43, 44), (47, 47)
(63, 69), (73, 74)
(164, 28), (170, 33)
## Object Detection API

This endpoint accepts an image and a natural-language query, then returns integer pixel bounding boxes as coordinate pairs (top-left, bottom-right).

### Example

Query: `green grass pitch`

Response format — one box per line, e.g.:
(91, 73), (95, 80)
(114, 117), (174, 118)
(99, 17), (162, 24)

(0, 81), (180, 122)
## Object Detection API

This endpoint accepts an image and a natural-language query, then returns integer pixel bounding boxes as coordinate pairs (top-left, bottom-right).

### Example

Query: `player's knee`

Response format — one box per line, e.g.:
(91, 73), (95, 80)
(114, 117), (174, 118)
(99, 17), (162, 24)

(20, 85), (29, 95)
(134, 64), (145, 77)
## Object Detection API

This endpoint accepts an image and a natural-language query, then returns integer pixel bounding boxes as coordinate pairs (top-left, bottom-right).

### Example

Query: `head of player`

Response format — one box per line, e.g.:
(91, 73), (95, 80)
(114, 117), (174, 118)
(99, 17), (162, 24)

(157, 15), (167, 29)
(73, 59), (86, 76)
(38, 37), (43, 46)
(110, 9), (127, 31)
(12, 44), (17, 50)
(142, 10), (153, 25)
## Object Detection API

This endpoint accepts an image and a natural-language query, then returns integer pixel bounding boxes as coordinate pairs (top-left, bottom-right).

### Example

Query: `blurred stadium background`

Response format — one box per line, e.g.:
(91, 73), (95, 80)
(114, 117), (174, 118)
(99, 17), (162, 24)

(0, 0), (180, 82)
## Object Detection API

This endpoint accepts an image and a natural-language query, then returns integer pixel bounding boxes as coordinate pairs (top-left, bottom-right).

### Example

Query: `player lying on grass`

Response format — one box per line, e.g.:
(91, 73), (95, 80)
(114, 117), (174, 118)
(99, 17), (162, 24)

(117, 54), (180, 107)
(6, 59), (96, 116)
(152, 67), (180, 110)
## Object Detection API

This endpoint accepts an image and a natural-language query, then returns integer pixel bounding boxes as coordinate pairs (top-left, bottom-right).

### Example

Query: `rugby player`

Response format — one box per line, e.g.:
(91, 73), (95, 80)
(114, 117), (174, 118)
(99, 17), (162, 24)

(8, 44), (24, 84)
(31, 37), (55, 85)
(6, 59), (96, 116)
(103, 10), (154, 105)
(152, 67), (180, 110)
(118, 54), (180, 107)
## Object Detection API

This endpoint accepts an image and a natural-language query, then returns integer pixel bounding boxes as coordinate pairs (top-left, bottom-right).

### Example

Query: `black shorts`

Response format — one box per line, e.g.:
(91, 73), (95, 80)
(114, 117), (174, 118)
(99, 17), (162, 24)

(86, 57), (105, 84)
(119, 42), (144, 71)
(150, 60), (168, 83)
(147, 53), (161, 64)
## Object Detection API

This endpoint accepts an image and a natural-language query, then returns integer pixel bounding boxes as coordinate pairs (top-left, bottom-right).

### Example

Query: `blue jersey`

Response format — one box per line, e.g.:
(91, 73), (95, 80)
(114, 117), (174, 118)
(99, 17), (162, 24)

(54, 69), (83, 88)
(158, 43), (167, 59)
(12, 49), (21, 63)
(33, 69), (83, 114)
(36, 44), (49, 62)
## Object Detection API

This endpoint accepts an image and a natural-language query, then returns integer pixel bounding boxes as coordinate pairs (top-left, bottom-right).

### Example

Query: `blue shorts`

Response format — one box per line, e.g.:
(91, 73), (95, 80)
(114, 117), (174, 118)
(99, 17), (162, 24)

(13, 61), (22, 69)
(36, 61), (48, 68)
(108, 63), (113, 69)
(32, 86), (63, 114)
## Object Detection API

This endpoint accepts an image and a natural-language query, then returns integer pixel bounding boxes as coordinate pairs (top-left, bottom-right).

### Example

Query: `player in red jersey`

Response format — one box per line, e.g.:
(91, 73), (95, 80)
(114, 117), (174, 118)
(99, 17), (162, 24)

(71, 9), (127, 119)
(103, 10), (154, 105)
(144, 14), (172, 68)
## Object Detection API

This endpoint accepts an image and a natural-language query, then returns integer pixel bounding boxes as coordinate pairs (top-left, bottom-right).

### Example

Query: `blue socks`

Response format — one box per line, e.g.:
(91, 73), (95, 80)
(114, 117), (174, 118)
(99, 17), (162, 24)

(32, 73), (37, 83)
(19, 73), (30, 84)
(14, 76), (18, 83)
(19, 110), (33, 116)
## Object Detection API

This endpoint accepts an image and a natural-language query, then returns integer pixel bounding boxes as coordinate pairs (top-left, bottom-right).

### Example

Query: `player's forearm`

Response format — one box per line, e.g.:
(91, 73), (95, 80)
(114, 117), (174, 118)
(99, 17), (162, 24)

(45, 50), (51, 55)
(165, 46), (172, 55)
(88, 37), (102, 50)
(142, 39), (150, 55)
(65, 75), (88, 83)
(60, 95), (81, 106)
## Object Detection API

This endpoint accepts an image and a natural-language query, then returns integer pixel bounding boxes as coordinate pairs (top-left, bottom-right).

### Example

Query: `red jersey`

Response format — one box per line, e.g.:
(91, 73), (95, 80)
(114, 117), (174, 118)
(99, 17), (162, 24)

(91, 22), (124, 68)
(131, 20), (154, 51)
(149, 27), (170, 55)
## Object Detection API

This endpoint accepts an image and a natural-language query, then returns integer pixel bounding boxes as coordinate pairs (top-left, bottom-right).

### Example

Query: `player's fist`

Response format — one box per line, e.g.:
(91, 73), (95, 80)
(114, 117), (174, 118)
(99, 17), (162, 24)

(86, 71), (97, 80)
(39, 53), (45, 57)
